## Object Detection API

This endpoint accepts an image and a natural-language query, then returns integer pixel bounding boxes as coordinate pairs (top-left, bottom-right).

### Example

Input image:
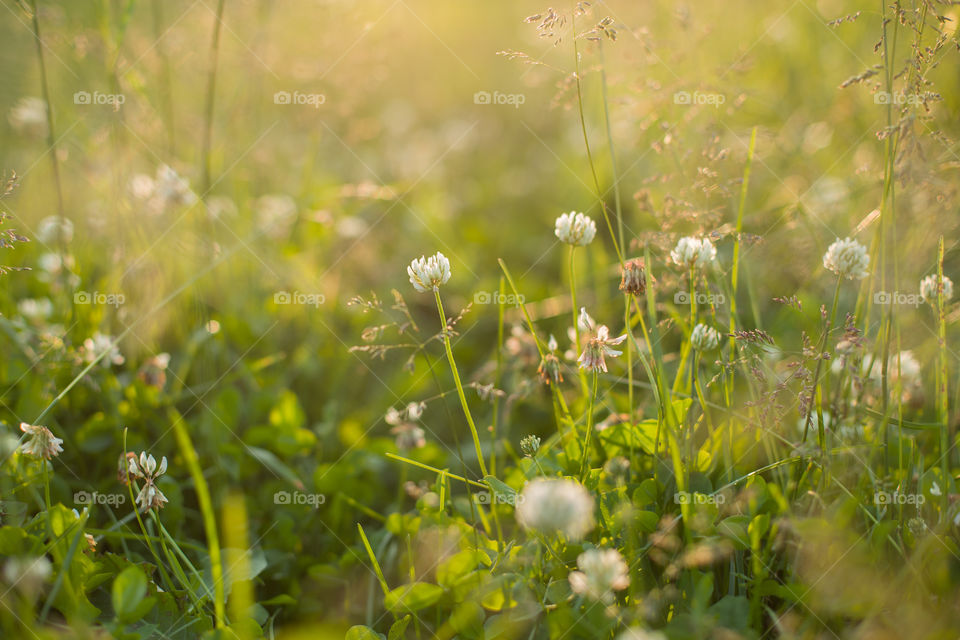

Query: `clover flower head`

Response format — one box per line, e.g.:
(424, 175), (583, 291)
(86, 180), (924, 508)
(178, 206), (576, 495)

(920, 274), (954, 304)
(520, 435), (541, 457)
(823, 237), (869, 280)
(128, 452), (169, 511)
(516, 478), (595, 540)
(555, 212), (596, 246)
(577, 308), (627, 373)
(690, 323), (721, 352)
(19, 423), (63, 460)
(568, 548), (630, 603)
(671, 236), (716, 268)
(619, 259), (646, 296)
(407, 252), (451, 293)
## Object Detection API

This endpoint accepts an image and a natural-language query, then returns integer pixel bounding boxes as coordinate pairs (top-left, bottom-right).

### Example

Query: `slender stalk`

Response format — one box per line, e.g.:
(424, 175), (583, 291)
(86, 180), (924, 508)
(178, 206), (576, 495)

(937, 237), (950, 516)
(28, 0), (65, 224)
(434, 290), (488, 476)
(579, 370), (599, 482)
(201, 0), (227, 194)
(167, 409), (225, 628)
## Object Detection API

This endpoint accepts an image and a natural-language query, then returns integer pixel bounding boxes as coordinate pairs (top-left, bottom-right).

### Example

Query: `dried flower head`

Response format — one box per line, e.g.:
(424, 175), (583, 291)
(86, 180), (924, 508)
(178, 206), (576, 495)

(823, 237), (869, 280)
(568, 548), (630, 603)
(516, 478), (595, 540)
(127, 452), (169, 511)
(670, 236), (716, 268)
(690, 323), (721, 352)
(407, 252), (451, 293)
(577, 308), (627, 372)
(555, 212), (597, 246)
(537, 334), (564, 385)
(619, 259), (646, 296)
(19, 423), (63, 460)
(920, 274), (954, 304)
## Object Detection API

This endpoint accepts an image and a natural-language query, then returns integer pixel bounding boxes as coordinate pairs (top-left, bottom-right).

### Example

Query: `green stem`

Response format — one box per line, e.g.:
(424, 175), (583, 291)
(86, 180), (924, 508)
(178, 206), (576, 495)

(434, 289), (489, 476)
(579, 370), (599, 482)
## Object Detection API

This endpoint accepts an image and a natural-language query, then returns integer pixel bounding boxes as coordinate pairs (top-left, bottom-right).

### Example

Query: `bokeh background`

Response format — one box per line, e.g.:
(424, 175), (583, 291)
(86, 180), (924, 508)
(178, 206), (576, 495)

(1, 0), (959, 632)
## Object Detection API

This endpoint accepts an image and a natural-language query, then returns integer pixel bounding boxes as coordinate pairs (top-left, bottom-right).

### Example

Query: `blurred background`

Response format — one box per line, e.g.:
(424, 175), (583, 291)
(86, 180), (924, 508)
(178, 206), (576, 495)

(1, 0), (958, 630)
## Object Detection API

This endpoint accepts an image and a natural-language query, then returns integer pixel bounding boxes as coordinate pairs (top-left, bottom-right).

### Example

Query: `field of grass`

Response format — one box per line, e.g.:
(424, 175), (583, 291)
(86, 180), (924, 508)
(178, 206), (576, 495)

(1, 1), (960, 638)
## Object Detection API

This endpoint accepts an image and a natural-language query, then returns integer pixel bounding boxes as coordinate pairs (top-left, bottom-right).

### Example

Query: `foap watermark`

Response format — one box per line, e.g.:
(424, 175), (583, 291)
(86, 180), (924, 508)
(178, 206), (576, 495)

(874, 92), (923, 106)
(273, 91), (326, 108)
(673, 91), (725, 107)
(74, 491), (126, 506)
(473, 90), (525, 109)
(74, 90), (126, 107)
(273, 490), (326, 508)
(674, 491), (726, 505)
(674, 291), (725, 305)
(74, 291), (125, 307)
(873, 291), (922, 308)
(473, 290), (524, 305)
(473, 491), (524, 506)
(274, 291), (325, 307)
(874, 490), (924, 505)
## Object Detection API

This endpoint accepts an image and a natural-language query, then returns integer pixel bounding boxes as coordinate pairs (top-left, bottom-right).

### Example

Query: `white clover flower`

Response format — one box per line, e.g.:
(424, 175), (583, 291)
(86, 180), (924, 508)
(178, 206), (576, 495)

(36, 216), (74, 245)
(255, 194), (298, 238)
(670, 236), (716, 268)
(516, 478), (595, 540)
(128, 452), (169, 511)
(391, 424), (426, 450)
(83, 332), (125, 367)
(407, 252), (451, 293)
(19, 423), (63, 460)
(8, 97), (48, 137)
(690, 323), (721, 352)
(2, 556), (52, 597)
(823, 237), (869, 280)
(920, 274), (954, 304)
(577, 308), (627, 373)
(554, 212), (596, 246)
(568, 548), (630, 603)
(18, 298), (53, 322)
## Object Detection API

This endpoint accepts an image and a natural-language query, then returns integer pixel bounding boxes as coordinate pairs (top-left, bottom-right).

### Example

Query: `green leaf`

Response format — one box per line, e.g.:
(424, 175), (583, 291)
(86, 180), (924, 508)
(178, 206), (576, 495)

(112, 566), (148, 622)
(483, 475), (519, 506)
(388, 615), (411, 640)
(383, 582), (444, 614)
(346, 626), (385, 640)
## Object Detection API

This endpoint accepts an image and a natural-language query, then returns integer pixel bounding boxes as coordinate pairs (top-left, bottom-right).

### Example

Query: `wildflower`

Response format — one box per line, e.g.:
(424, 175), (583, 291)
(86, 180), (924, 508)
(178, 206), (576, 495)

(554, 212), (596, 246)
(36, 216), (74, 245)
(670, 236), (716, 268)
(577, 308), (627, 373)
(82, 332), (125, 366)
(128, 452), (169, 511)
(130, 164), (197, 214)
(537, 334), (563, 385)
(520, 435), (541, 457)
(8, 97), (48, 137)
(920, 274), (954, 304)
(604, 456), (631, 482)
(18, 298), (53, 322)
(138, 353), (171, 390)
(2, 556), (52, 597)
(255, 194), (298, 238)
(385, 402), (426, 450)
(823, 237), (869, 280)
(568, 548), (630, 603)
(619, 259), (646, 296)
(391, 424), (426, 450)
(407, 252), (451, 293)
(19, 423), (63, 460)
(690, 323), (721, 352)
(516, 478), (595, 540)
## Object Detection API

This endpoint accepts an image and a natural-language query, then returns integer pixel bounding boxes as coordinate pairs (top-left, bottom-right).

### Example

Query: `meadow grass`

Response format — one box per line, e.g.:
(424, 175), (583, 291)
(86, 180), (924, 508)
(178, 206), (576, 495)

(0, 1), (959, 639)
